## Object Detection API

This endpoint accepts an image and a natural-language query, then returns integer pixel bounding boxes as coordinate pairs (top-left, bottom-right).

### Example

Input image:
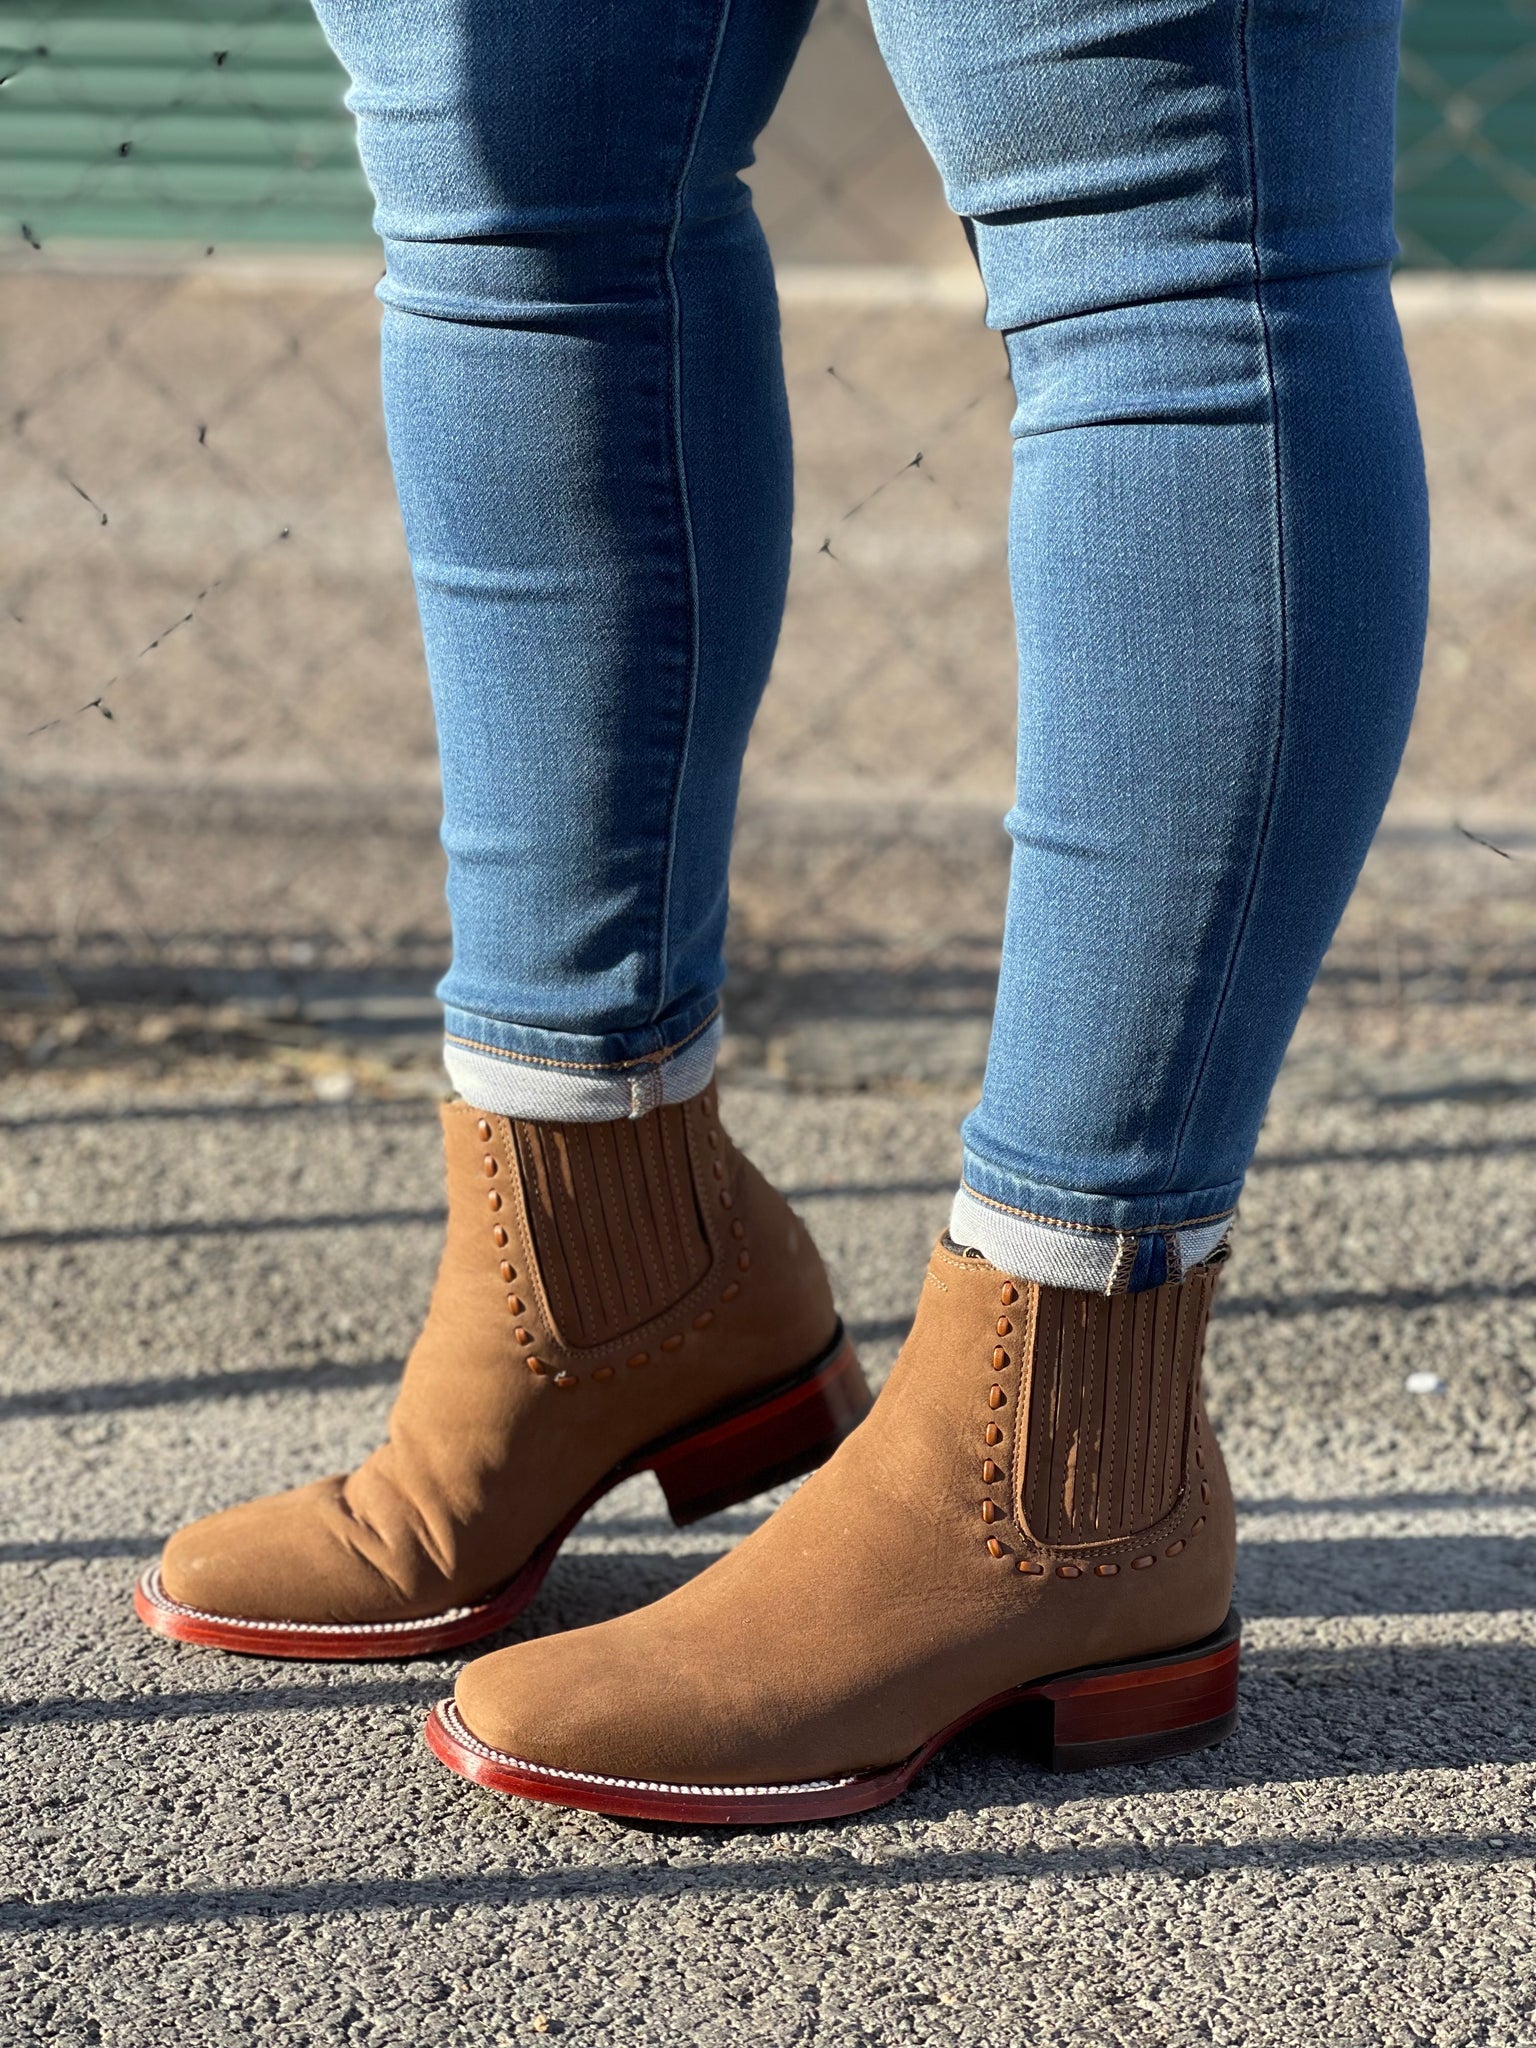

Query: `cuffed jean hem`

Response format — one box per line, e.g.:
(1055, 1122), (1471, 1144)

(949, 1183), (1236, 1297)
(442, 1008), (721, 1121)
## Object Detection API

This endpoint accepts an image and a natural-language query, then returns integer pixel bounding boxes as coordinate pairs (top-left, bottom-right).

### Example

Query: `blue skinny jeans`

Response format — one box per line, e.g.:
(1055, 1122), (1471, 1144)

(312, 0), (1428, 1293)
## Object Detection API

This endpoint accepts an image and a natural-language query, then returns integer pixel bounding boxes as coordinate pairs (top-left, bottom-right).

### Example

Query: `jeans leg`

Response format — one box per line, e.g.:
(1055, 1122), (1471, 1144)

(866, 0), (1429, 1288)
(310, 0), (815, 1116)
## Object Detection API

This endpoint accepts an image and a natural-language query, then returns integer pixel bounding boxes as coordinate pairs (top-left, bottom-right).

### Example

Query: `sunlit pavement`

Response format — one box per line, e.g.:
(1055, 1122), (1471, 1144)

(3, 1070), (1533, 2047)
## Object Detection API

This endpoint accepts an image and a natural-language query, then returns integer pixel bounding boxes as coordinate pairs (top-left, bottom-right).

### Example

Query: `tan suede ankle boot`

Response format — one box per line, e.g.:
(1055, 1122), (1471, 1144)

(427, 1235), (1239, 1821)
(135, 1087), (867, 1659)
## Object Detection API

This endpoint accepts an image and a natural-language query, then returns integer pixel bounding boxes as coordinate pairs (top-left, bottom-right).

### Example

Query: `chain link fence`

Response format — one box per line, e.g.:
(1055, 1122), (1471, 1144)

(2, 0), (1534, 1100)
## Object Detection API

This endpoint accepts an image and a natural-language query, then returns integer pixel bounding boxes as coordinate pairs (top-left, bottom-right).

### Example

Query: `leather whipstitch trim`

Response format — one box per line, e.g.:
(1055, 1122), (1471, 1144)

(490, 1099), (748, 1379)
(1005, 1273), (1211, 1562)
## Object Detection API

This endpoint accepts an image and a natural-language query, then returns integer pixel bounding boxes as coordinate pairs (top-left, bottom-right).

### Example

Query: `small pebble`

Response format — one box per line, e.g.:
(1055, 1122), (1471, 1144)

(1403, 1370), (1446, 1395)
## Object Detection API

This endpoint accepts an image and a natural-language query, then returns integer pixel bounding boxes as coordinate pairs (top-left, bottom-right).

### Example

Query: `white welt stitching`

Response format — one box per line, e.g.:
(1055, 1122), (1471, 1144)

(435, 1702), (861, 1798)
(141, 1566), (482, 1636)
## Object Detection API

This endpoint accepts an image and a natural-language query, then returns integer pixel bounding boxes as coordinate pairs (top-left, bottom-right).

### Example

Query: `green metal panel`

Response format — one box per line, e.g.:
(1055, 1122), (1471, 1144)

(0, 1), (372, 246)
(3, 0), (1536, 262)
(1397, 0), (1536, 265)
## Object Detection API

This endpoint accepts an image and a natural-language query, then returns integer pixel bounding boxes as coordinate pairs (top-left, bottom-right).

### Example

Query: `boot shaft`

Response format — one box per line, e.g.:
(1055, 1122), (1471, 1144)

(415, 1085), (836, 1392)
(891, 1239), (1232, 1586)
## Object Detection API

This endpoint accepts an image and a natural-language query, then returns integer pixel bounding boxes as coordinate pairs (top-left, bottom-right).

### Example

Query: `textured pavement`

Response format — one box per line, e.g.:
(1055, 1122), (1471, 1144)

(3, 1072), (1534, 2047)
(4, 246), (1535, 2048)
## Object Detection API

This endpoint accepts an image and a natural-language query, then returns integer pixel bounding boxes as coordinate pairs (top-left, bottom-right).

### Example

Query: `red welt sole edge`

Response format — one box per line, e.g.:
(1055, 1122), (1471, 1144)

(132, 1552), (557, 1662)
(133, 1329), (868, 1662)
(423, 1611), (1243, 1823)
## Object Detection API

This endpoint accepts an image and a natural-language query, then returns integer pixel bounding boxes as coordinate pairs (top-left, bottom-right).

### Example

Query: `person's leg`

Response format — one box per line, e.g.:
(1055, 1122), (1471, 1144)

(907, 0), (1429, 1288)
(335, 0), (814, 1117)
(136, 0), (876, 1660)
(434, 0), (1427, 1819)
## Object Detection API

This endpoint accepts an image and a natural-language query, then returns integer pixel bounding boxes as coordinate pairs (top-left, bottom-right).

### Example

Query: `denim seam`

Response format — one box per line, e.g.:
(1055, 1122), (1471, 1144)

(1107, 1234), (1139, 1296)
(445, 1004), (720, 1074)
(958, 1181), (1236, 1237)
(652, 0), (737, 1025)
(1160, 0), (1290, 1195)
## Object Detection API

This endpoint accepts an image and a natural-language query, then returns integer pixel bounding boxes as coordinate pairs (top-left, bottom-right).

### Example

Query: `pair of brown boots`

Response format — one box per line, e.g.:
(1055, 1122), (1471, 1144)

(138, 1093), (1238, 1824)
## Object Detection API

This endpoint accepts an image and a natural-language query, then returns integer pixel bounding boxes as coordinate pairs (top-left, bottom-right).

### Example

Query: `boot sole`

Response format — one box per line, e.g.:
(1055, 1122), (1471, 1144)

(423, 1609), (1242, 1822)
(133, 1325), (870, 1661)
